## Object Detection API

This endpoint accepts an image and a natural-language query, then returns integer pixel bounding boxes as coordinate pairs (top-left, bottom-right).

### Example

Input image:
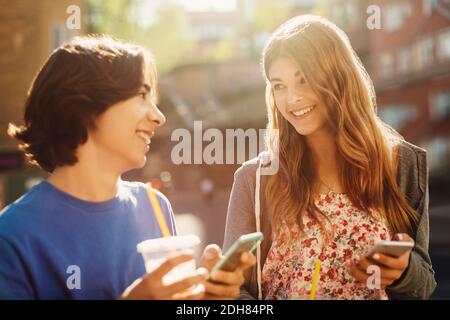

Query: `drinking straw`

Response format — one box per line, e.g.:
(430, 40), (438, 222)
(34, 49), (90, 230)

(309, 259), (321, 300)
(146, 183), (171, 237)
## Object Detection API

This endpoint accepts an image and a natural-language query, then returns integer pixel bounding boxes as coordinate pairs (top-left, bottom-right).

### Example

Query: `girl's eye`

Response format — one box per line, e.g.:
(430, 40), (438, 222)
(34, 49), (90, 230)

(299, 77), (306, 85)
(273, 84), (285, 91)
(139, 92), (148, 100)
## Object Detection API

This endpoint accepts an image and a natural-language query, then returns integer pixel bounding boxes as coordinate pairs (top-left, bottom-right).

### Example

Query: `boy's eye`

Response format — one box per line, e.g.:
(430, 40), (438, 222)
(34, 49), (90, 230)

(299, 77), (306, 84)
(139, 92), (148, 100)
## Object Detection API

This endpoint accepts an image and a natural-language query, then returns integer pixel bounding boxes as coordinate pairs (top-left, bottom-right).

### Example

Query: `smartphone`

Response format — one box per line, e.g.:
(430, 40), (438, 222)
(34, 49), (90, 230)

(211, 232), (264, 274)
(367, 240), (414, 258)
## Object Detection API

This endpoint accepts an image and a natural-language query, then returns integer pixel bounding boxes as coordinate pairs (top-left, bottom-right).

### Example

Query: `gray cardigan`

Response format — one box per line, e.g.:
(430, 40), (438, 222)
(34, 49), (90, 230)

(223, 139), (437, 299)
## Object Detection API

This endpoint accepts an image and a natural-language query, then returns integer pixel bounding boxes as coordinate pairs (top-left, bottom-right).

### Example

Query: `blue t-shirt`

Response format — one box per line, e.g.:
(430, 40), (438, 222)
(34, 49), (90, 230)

(0, 180), (176, 299)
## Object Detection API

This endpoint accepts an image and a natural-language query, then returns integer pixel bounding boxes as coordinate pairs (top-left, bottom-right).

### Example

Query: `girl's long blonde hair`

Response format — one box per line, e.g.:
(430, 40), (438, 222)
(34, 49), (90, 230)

(262, 15), (418, 237)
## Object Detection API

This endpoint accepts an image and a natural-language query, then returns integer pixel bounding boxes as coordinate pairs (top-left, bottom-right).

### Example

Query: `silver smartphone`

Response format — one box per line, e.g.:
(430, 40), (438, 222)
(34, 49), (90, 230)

(211, 232), (264, 273)
(367, 240), (414, 258)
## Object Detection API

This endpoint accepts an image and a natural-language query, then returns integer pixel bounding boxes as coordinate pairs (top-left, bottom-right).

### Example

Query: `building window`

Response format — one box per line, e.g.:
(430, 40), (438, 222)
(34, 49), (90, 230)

(423, 0), (439, 17)
(50, 22), (71, 52)
(431, 91), (450, 120)
(332, 1), (358, 28)
(397, 46), (412, 74)
(378, 104), (419, 131)
(380, 52), (394, 78)
(191, 25), (231, 41)
(437, 29), (450, 61)
(289, 0), (317, 7)
(428, 138), (450, 171)
(384, 1), (412, 32)
(416, 36), (434, 69)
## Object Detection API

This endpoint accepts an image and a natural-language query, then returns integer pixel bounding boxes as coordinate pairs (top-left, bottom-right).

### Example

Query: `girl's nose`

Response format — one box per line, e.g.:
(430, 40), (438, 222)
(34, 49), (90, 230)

(288, 92), (304, 104)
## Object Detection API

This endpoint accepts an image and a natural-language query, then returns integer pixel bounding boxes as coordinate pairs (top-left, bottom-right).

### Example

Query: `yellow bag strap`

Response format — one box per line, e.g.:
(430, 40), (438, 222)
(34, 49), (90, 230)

(146, 183), (171, 237)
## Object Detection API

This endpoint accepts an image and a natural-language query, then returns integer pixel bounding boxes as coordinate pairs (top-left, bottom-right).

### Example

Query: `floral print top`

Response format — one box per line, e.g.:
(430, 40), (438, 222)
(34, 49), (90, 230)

(261, 190), (392, 300)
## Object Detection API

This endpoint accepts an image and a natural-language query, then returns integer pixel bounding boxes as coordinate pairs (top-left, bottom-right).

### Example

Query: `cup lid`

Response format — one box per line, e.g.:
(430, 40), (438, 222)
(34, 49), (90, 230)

(137, 235), (200, 254)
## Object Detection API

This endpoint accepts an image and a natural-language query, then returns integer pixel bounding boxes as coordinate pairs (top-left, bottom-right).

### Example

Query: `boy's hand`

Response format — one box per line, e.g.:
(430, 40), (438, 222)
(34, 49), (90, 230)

(349, 234), (414, 288)
(199, 244), (256, 300)
(121, 252), (208, 300)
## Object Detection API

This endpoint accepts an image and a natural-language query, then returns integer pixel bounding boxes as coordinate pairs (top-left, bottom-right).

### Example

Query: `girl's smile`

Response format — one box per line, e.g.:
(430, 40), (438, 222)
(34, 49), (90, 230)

(269, 56), (328, 137)
(289, 104), (317, 120)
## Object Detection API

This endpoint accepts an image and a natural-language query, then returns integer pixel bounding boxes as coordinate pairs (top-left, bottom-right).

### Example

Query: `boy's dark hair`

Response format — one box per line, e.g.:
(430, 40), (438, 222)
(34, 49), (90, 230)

(8, 35), (155, 172)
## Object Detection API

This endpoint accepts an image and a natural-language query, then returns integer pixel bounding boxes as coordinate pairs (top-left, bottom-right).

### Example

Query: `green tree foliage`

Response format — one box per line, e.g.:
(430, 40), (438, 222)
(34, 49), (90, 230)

(139, 4), (195, 74)
(252, 0), (292, 32)
(213, 0), (292, 61)
(86, 0), (137, 38)
(85, 0), (195, 74)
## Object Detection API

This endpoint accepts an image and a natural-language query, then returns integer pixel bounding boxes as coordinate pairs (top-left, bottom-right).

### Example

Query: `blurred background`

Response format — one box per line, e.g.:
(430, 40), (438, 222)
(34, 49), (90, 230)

(0, 0), (449, 298)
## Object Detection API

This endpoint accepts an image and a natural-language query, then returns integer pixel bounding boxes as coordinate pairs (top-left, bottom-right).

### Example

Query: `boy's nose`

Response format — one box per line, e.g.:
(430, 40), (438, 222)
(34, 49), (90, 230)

(148, 104), (166, 127)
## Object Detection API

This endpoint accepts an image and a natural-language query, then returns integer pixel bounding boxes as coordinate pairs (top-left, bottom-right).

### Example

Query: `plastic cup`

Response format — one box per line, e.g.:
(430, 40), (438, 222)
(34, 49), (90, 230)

(137, 235), (200, 285)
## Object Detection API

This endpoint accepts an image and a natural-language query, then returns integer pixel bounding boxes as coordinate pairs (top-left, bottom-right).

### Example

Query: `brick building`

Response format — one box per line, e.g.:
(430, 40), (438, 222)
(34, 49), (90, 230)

(370, 0), (450, 174)
(0, 0), (84, 149)
(139, 60), (266, 191)
(0, 0), (83, 206)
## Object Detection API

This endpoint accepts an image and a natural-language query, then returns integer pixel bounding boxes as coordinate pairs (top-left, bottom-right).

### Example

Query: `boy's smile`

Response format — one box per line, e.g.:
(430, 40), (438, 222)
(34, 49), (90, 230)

(88, 82), (165, 172)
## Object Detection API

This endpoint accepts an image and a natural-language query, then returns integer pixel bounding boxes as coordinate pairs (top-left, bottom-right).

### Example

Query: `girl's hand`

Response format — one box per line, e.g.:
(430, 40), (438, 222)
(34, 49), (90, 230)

(199, 244), (256, 299)
(349, 234), (414, 288)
